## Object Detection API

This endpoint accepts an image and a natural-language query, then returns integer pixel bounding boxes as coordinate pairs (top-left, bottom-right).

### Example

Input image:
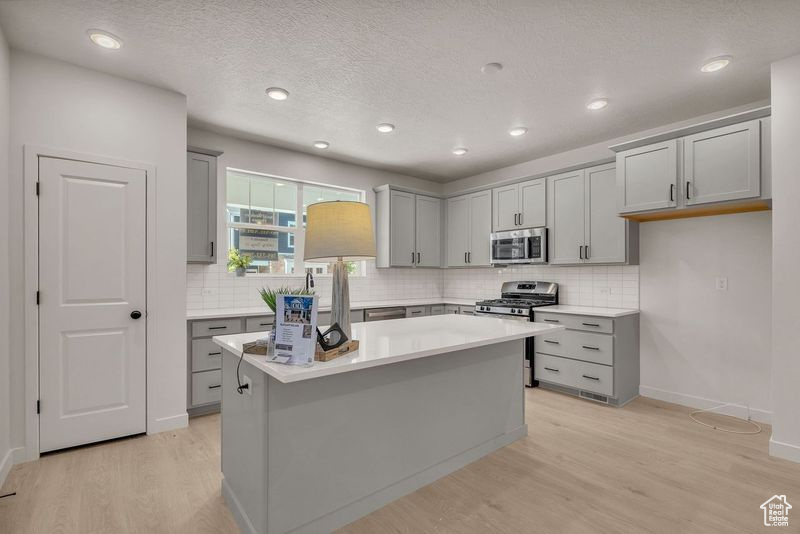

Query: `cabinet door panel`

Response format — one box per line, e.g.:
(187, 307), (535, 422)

(187, 152), (217, 263)
(415, 195), (441, 267)
(519, 178), (546, 228)
(586, 163), (626, 263)
(468, 191), (493, 266)
(549, 170), (585, 264)
(616, 140), (677, 213)
(684, 120), (760, 205)
(389, 190), (416, 267)
(446, 195), (470, 266)
(492, 184), (519, 231)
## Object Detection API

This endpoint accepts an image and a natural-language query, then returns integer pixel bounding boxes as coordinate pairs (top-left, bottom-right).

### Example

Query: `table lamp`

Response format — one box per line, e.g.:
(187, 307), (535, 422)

(304, 201), (376, 339)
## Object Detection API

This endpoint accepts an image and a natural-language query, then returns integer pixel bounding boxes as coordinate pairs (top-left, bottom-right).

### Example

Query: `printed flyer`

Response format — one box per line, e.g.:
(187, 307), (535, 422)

(268, 294), (319, 366)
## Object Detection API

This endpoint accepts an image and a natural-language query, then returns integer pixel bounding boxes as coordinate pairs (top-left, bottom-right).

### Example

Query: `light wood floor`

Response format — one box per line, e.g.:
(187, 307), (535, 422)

(2, 388), (798, 533)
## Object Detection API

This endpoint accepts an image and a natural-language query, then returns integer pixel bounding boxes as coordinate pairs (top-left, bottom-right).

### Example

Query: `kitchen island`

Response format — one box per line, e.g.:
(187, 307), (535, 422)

(213, 314), (563, 534)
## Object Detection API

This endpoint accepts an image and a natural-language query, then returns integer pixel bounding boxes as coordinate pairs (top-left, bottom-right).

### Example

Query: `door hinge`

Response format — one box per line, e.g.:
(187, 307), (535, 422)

(36, 400), (40, 414)
(35, 182), (40, 196)
(36, 291), (40, 305)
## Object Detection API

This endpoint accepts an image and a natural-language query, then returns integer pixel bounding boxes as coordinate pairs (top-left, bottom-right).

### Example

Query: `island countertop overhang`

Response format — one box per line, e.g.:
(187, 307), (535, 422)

(212, 314), (564, 384)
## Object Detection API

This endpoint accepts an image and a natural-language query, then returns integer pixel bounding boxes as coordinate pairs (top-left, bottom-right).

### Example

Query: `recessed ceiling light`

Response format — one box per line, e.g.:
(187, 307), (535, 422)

(376, 123), (395, 133)
(481, 62), (503, 74)
(509, 127), (528, 137)
(266, 87), (290, 101)
(700, 55), (732, 73)
(313, 141), (329, 149)
(452, 147), (468, 156)
(586, 98), (609, 111)
(87, 30), (122, 50)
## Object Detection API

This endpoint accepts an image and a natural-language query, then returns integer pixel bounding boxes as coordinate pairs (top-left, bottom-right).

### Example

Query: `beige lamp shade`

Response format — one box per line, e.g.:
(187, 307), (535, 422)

(304, 201), (377, 261)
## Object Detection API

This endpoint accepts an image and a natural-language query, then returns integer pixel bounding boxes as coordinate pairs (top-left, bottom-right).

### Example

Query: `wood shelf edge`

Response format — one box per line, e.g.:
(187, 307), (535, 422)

(621, 199), (772, 222)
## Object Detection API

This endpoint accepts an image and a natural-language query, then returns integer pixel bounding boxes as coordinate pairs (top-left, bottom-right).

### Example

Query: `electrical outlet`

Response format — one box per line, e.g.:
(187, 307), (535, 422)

(242, 375), (253, 396)
(201, 288), (216, 297)
(715, 277), (728, 291)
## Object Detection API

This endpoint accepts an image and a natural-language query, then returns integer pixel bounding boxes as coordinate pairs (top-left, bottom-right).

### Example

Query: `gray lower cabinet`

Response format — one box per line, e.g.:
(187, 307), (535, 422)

(533, 311), (639, 406)
(406, 305), (430, 318)
(444, 304), (460, 314)
(187, 317), (245, 414)
(187, 150), (218, 263)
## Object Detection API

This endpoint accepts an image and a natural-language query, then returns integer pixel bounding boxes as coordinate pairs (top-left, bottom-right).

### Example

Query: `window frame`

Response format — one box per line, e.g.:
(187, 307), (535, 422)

(225, 167), (366, 277)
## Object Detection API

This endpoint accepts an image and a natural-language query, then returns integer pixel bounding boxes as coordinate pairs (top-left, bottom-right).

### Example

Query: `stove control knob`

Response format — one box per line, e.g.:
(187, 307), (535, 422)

(511, 308), (517, 313)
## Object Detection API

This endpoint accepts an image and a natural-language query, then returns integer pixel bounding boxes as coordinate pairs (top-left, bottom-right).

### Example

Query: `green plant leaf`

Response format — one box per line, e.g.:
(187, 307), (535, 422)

(258, 285), (315, 312)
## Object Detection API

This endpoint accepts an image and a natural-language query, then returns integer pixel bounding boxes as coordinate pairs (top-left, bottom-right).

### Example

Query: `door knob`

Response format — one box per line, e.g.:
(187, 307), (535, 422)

(130, 310), (142, 319)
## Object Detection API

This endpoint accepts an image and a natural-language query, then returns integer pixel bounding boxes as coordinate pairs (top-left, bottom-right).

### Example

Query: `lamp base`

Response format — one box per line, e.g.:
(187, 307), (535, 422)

(331, 259), (351, 339)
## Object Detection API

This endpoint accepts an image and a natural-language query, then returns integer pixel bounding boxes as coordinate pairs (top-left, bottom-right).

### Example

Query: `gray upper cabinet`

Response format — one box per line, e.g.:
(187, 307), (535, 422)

(187, 150), (218, 263)
(585, 163), (627, 264)
(415, 195), (442, 267)
(683, 119), (760, 206)
(376, 187), (442, 268)
(446, 191), (492, 267)
(548, 170), (585, 264)
(492, 178), (546, 231)
(616, 140), (678, 214)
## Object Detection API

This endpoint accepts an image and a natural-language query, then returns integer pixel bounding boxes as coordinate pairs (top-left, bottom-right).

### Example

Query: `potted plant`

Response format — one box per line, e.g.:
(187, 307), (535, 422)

(227, 248), (252, 276)
(258, 286), (315, 313)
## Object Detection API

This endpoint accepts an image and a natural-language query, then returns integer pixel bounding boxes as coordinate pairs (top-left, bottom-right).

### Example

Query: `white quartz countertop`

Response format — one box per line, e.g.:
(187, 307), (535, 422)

(212, 314), (564, 383)
(534, 305), (639, 318)
(187, 298), (477, 320)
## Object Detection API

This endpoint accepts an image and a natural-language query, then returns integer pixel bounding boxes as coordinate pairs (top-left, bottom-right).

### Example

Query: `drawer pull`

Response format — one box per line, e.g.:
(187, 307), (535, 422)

(544, 367), (560, 372)
(581, 322), (600, 327)
(208, 384), (221, 389)
(208, 326), (228, 331)
(259, 322), (271, 326)
(208, 351), (222, 356)
(581, 374), (600, 381)
(544, 340), (560, 344)
(411, 311), (422, 315)
(543, 318), (560, 323)
(581, 345), (600, 351)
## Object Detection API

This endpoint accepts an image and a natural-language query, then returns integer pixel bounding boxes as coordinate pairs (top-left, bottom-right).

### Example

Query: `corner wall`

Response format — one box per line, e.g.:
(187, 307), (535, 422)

(770, 54), (800, 461)
(9, 51), (188, 458)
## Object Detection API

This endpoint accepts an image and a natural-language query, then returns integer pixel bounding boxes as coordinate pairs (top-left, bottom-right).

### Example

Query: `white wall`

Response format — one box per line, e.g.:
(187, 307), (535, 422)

(0, 25), (13, 487)
(9, 51), (188, 457)
(639, 212), (772, 422)
(770, 54), (800, 461)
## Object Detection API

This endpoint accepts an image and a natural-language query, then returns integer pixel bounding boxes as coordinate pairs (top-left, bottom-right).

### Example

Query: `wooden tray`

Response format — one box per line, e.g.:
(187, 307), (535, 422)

(315, 340), (359, 362)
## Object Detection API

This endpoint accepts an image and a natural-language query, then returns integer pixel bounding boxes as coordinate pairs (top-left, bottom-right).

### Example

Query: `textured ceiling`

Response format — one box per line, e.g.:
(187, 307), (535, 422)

(2, 0), (800, 182)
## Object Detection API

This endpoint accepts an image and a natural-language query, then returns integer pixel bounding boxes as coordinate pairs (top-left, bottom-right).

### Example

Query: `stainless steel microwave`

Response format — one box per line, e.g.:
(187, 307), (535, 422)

(490, 228), (547, 264)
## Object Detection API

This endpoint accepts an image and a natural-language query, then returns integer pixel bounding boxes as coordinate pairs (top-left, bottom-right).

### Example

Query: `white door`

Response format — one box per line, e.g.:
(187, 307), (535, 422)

(683, 120), (761, 206)
(389, 190), (415, 267)
(548, 170), (586, 264)
(616, 140), (678, 213)
(468, 191), (493, 266)
(446, 195), (470, 266)
(585, 163), (626, 264)
(492, 184), (519, 231)
(414, 195), (441, 267)
(519, 178), (546, 228)
(39, 157), (147, 452)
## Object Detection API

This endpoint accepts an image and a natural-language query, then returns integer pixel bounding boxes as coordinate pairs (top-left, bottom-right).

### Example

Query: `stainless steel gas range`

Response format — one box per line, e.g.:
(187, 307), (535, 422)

(475, 281), (558, 387)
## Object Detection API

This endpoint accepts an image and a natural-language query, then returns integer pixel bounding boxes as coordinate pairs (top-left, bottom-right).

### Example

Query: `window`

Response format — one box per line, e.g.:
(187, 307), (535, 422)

(226, 169), (364, 275)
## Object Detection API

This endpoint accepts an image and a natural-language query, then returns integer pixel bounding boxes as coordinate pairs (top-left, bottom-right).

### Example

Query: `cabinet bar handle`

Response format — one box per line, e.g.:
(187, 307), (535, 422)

(208, 351), (222, 356)
(581, 345), (600, 351)
(582, 322), (600, 327)
(208, 384), (221, 389)
(210, 241), (214, 257)
(686, 181), (691, 200)
(582, 374), (600, 381)
(585, 245), (590, 259)
(544, 339), (560, 344)
(417, 252), (421, 264)
(208, 326), (227, 330)
(579, 245), (583, 259)
(543, 318), (560, 323)
(518, 213), (523, 226)
(467, 251), (471, 263)
(259, 322), (271, 326)
(544, 367), (560, 372)
(669, 183), (675, 202)
(465, 252), (468, 264)
(411, 252), (415, 264)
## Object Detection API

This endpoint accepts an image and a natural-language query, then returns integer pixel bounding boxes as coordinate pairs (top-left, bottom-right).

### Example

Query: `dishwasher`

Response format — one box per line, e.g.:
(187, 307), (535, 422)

(364, 307), (407, 322)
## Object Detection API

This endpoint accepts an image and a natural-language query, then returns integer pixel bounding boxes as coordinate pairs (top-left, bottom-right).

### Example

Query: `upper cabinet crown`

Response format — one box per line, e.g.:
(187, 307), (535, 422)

(492, 177), (546, 231)
(187, 149), (220, 263)
(613, 111), (770, 219)
(375, 188), (442, 268)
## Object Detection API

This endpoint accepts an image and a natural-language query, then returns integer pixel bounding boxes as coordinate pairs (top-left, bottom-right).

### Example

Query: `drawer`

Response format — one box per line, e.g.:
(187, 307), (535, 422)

(406, 306), (429, 318)
(534, 312), (614, 334)
(534, 354), (614, 397)
(245, 316), (274, 333)
(191, 339), (223, 372)
(534, 330), (613, 366)
(430, 305), (445, 316)
(191, 318), (242, 338)
(444, 305), (460, 314)
(191, 369), (222, 406)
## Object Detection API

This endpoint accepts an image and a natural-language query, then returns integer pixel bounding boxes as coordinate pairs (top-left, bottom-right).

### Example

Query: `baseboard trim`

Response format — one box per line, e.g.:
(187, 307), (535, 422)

(222, 424), (528, 534)
(0, 448), (13, 490)
(148, 412), (189, 434)
(639, 385), (772, 424)
(770, 437), (800, 463)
